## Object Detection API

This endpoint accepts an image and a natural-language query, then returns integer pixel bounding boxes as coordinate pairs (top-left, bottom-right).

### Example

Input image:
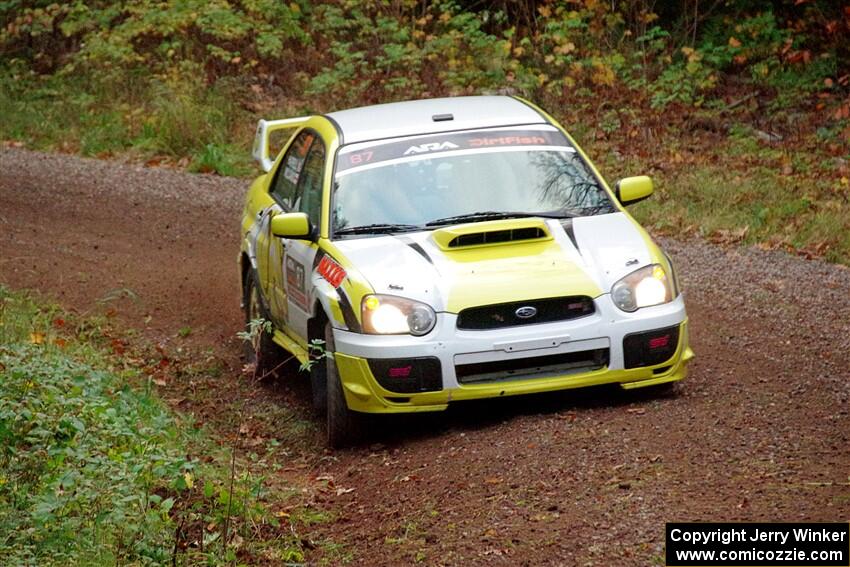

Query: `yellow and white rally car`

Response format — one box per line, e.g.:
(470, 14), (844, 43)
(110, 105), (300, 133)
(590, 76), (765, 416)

(239, 96), (693, 447)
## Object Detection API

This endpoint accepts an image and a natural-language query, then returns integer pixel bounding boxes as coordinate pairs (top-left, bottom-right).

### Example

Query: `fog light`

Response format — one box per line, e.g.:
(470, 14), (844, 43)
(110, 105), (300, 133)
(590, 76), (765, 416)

(368, 357), (442, 394)
(623, 325), (680, 369)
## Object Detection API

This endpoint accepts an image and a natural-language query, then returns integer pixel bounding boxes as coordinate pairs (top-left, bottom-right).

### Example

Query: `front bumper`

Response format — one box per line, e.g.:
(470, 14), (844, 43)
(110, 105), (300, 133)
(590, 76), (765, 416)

(332, 294), (694, 413)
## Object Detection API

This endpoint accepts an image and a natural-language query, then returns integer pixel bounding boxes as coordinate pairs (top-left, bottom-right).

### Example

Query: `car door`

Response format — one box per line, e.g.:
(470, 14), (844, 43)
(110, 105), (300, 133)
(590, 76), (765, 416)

(281, 137), (326, 345)
(264, 129), (316, 329)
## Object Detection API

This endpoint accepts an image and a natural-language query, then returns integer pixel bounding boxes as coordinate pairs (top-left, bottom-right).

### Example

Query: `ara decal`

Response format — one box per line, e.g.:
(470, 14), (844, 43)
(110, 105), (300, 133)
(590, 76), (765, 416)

(403, 141), (460, 155)
(317, 256), (346, 288)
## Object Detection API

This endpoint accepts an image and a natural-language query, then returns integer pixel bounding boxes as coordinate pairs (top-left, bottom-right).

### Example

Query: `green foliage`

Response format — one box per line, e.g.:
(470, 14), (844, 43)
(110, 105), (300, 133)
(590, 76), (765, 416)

(2, 0), (845, 111)
(189, 142), (247, 176)
(1, 0), (307, 74)
(0, 290), (193, 564)
(0, 289), (317, 564)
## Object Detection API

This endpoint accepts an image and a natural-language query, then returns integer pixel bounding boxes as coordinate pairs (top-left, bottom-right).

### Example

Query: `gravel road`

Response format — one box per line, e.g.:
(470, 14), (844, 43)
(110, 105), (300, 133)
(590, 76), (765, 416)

(1, 147), (848, 565)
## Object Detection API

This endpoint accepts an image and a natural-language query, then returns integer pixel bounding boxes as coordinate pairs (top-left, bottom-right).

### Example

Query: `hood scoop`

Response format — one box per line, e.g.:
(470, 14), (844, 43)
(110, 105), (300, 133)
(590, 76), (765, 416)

(431, 218), (552, 251)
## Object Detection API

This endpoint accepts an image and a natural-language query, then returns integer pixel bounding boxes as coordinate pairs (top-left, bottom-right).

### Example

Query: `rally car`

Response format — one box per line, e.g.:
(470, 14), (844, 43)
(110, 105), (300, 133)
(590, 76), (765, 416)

(239, 96), (693, 447)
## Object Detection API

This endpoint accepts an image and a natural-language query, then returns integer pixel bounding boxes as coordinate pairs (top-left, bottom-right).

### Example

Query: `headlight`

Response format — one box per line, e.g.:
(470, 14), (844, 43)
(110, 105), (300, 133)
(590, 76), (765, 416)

(611, 264), (673, 312)
(361, 295), (436, 336)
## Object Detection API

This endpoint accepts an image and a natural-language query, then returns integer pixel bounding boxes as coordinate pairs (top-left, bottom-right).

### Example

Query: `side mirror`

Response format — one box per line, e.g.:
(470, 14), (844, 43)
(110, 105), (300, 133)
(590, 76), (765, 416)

(271, 212), (312, 240)
(616, 176), (654, 206)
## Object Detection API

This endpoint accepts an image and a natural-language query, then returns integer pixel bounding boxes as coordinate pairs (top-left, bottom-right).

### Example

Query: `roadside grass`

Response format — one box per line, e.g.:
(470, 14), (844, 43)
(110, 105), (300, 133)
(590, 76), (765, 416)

(0, 69), (254, 176)
(592, 127), (850, 265)
(0, 287), (323, 565)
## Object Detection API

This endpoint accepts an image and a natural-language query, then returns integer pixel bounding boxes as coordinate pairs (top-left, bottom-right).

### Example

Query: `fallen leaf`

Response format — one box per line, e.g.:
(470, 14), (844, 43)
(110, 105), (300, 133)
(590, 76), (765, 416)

(711, 225), (750, 245)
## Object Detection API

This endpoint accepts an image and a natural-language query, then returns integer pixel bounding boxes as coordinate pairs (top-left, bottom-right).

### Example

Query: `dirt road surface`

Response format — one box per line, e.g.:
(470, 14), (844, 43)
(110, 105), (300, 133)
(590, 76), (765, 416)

(1, 148), (848, 565)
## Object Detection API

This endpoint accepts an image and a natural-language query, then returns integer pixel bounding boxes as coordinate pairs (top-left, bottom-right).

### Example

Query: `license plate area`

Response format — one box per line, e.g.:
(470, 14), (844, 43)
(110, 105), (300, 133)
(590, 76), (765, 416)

(454, 337), (610, 384)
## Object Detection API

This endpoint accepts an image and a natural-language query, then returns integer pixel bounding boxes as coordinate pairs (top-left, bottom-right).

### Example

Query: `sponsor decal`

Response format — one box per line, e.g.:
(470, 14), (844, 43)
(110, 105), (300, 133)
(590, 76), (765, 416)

(403, 141), (460, 155)
(285, 256), (308, 309)
(317, 256), (346, 288)
(336, 129), (571, 172)
(469, 135), (546, 147)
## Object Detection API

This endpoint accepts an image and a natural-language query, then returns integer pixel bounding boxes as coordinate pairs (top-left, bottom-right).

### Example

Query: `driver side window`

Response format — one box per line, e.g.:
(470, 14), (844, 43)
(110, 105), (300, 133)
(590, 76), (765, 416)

(295, 140), (326, 228)
(270, 130), (315, 210)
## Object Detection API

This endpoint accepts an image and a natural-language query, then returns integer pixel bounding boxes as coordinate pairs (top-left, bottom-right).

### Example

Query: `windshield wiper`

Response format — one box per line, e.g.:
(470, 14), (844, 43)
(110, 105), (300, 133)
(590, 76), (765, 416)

(335, 223), (424, 235)
(425, 210), (577, 227)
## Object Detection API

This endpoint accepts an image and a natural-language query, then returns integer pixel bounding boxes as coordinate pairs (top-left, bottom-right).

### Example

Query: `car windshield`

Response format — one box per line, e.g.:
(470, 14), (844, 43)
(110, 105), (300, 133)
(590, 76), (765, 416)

(332, 127), (615, 235)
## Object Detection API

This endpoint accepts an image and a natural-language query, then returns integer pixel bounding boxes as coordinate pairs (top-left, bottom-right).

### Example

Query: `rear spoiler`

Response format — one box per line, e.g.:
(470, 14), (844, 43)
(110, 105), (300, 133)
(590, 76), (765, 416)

(251, 116), (310, 172)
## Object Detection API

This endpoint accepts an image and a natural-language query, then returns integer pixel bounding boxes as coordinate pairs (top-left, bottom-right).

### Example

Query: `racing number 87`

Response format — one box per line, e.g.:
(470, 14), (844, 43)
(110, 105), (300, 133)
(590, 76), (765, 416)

(348, 151), (373, 166)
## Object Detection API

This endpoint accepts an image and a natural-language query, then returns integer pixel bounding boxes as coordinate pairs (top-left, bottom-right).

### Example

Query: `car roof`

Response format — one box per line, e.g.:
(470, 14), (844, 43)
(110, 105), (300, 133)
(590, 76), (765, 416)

(324, 96), (548, 145)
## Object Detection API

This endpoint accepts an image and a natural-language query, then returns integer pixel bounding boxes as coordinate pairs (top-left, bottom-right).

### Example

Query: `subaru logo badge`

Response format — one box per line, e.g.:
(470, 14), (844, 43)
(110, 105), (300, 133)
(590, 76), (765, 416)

(515, 306), (537, 319)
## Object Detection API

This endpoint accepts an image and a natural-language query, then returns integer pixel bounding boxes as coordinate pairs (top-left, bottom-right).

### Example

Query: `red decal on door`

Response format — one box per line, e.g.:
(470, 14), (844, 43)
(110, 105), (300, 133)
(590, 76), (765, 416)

(318, 256), (346, 288)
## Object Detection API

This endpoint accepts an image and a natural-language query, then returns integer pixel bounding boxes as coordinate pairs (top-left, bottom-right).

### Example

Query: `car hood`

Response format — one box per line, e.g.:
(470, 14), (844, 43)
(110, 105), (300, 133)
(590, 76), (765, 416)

(332, 212), (654, 312)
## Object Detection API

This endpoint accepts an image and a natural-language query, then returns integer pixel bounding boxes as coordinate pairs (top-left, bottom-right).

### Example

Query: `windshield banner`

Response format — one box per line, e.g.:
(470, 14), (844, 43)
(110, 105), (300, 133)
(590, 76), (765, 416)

(336, 129), (571, 173)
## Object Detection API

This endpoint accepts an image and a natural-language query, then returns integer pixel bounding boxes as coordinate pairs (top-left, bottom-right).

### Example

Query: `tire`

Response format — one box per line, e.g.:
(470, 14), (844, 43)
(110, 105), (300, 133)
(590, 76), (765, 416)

(243, 271), (284, 379)
(325, 322), (365, 448)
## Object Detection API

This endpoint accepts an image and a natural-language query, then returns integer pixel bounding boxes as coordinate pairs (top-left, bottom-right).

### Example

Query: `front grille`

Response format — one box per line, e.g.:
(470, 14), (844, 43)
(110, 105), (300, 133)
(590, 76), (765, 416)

(455, 348), (608, 384)
(456, 296), (594, 330)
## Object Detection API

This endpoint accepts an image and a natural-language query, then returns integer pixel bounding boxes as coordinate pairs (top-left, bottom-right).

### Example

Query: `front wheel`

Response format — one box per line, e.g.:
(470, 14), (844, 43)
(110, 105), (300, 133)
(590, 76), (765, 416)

(243, 271), (284, 379)
(325, 322), (365, 448)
